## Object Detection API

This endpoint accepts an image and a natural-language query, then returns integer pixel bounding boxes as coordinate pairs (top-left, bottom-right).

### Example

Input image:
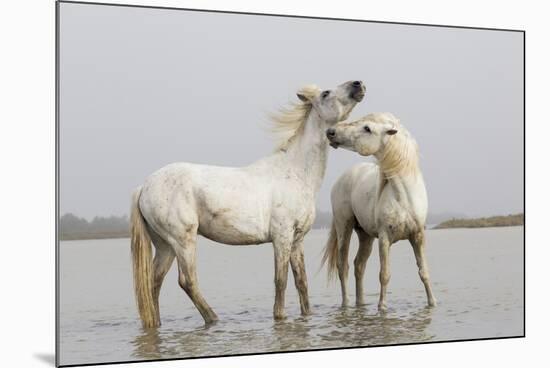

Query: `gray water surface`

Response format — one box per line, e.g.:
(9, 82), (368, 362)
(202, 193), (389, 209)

(59, 227), (524, 366)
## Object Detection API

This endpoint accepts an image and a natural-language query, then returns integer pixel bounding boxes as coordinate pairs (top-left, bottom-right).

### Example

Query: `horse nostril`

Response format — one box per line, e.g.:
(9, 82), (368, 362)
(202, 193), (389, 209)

(326, 128), (336, 138)
(352, 81), (362, 87)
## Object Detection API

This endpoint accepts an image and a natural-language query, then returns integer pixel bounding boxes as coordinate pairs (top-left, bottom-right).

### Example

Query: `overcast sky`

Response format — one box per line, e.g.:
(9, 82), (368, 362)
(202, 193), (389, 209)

(59, 3), (523, 220)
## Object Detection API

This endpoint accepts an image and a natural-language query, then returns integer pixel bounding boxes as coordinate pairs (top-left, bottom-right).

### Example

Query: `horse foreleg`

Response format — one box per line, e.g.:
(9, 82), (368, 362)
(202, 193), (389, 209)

(273, 239), (292, 320)
(290, 241), (310, 316)
(173, 229), (218, 325)
(354, 229), (374, 306)
(410, 231), (437, 307)
(378, 233), (391, 312)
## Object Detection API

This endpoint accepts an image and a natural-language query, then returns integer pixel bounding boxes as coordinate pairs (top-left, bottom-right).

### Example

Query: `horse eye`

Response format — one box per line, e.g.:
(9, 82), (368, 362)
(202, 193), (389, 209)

(321, 90), (330, 99)
(364, 126), (371, 133)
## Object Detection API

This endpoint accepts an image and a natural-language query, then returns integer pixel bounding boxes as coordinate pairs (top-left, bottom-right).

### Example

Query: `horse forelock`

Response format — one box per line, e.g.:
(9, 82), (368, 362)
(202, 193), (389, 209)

(270, 85), (320, 151)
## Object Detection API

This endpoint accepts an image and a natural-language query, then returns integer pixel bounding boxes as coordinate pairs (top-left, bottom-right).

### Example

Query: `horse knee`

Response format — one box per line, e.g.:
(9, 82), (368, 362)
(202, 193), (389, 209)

(292, 269), (303, 282)
(274, 277), (287, 291)
(275, 280), (286, 291)
(354, 259), (365, 277)
(295, 276), (307, 291)
(379, 271), (390, 285)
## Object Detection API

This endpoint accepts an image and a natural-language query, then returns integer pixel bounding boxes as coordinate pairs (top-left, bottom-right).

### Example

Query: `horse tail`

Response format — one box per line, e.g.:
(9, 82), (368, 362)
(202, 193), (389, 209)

(321, 219), (339, 281)
(130, 187), (159, 328)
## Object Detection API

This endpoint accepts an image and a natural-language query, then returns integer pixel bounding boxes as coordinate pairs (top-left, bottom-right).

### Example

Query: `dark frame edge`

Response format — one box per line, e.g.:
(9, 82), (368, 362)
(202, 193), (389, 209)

(57, 0), (525, 33)
(522, 30), (526, 338)
(55, 0), (60, 367)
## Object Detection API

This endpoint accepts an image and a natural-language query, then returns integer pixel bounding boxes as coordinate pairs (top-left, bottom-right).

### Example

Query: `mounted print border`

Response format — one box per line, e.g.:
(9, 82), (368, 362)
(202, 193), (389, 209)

(56, 1), (525, 367)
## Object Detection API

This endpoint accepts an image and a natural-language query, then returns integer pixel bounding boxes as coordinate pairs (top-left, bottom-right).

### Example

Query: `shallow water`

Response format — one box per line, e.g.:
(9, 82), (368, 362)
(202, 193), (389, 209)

(59, 227), (524, 365)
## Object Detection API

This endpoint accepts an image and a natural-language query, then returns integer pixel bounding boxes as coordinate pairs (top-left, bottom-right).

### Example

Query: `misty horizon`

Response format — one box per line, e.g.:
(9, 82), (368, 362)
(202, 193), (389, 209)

(59, 4), (524, 220)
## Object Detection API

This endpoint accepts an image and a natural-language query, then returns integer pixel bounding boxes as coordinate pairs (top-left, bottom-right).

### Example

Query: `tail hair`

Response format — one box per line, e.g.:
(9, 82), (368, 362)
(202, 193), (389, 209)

(130, 188), (159, 328)
(320, 220), (339, 281)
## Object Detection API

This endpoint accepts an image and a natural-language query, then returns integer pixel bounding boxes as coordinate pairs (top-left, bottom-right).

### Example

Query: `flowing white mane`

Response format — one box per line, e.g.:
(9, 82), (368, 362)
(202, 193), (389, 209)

(270, 85), (321, 151)
(370, 113), (420, 178)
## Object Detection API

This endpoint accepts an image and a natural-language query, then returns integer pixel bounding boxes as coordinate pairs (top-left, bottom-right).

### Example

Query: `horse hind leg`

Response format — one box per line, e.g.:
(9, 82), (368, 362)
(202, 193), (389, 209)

(410, 231), (437, 307)
(353, 228), (374, 306)
(171, 224), (218, 324)
(148, 230), (176, 323)
(336, 220), (353, 307)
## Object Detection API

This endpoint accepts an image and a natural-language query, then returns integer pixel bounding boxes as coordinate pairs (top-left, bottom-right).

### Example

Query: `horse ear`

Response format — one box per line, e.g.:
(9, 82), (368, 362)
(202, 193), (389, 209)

(386, 129), (398, 135)
(297, 93), (310, 103)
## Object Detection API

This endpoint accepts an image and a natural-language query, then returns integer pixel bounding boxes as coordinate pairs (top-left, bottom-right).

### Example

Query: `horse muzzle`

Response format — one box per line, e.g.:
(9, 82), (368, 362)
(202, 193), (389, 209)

(349, 81), (366, 102)
(326, 129), (340, 148)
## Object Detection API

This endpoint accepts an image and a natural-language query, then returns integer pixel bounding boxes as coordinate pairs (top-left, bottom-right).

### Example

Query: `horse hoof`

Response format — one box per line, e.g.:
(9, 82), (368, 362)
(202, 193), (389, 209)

(204, 318), (218, 326)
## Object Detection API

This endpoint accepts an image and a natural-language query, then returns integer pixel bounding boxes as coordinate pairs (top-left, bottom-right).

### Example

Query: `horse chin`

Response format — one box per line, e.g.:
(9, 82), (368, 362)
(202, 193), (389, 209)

(329, 142), (340, 149)
(350, 90), (365, 102)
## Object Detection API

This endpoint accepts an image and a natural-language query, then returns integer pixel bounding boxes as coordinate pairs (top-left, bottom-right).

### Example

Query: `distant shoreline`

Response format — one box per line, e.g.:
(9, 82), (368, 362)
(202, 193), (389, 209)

(433, 214), (523, 230)
(60, 232), (129, 241)
(60, 214), (524, 241)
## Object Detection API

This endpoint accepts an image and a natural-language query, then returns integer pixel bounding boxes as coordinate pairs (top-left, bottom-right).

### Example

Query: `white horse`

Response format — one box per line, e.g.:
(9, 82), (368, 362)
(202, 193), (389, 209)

(322, 113), (436, 311)
(131, 80), (366, 327)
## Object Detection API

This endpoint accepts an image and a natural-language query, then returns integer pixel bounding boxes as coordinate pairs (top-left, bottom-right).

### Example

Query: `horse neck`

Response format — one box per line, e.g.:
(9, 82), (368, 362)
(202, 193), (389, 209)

(375, 147), (425, 216)
(282, 111), (329, 193)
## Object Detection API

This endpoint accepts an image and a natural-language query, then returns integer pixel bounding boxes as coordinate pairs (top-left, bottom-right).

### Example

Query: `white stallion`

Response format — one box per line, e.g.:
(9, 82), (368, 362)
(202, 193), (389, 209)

(131, 81), (366, 327)
(322, 113), (436, 311)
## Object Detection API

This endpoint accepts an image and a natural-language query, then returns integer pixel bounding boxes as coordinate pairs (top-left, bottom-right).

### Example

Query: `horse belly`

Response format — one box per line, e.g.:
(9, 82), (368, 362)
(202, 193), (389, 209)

(355, 207), (379, 237)
(198, 210), (270, 245)
(189, 166), (272, 245)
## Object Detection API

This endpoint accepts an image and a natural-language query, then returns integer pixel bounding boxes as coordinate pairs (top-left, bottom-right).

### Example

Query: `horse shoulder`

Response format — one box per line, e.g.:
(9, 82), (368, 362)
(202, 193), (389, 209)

(376, 175), (427, 239)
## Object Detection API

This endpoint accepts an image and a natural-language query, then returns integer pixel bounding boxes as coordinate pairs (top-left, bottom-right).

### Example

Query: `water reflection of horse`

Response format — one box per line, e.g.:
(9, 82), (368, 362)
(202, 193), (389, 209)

(131, 316), (316, 359)
(131, 81), (365, 328)
(130, 306), (433, 360)
(131, 323), (214, 360)
(322, 305), (435, 347)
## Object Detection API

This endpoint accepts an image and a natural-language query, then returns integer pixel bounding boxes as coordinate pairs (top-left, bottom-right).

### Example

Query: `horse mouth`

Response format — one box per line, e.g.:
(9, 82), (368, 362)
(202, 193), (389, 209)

(329, 141), (340, 149)
(350, 84), (366, 102)
(350, 89), (365, 102)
